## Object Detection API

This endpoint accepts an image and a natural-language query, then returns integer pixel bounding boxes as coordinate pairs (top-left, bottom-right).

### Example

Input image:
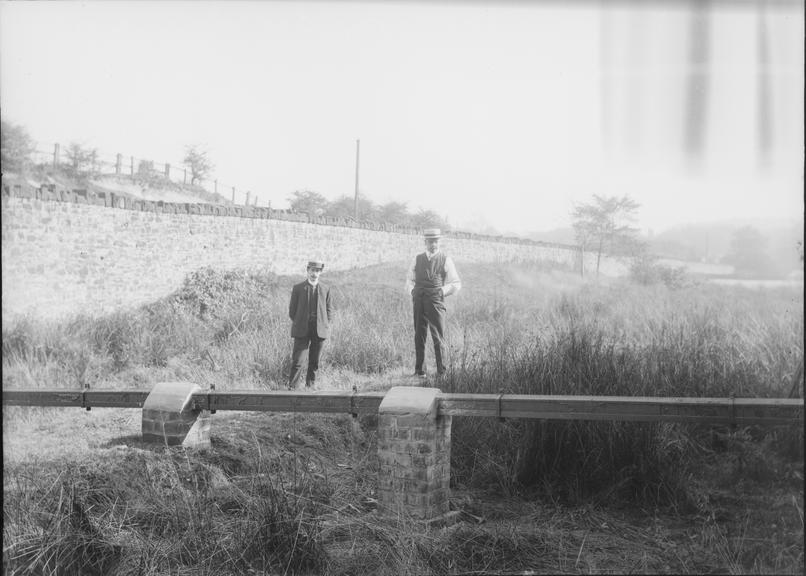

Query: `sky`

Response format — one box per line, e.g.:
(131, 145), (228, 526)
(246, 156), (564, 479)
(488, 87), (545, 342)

(1, 0), (803, 236)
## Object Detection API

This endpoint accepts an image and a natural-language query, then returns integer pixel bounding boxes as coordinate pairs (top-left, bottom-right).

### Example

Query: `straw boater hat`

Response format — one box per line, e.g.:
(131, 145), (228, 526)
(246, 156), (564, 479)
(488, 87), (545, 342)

(307, 260), (325, 270)
(423, 228), (442, 239)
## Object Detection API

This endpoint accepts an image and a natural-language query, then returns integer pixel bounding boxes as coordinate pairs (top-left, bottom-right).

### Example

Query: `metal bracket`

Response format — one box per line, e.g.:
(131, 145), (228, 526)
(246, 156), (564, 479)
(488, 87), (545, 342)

(497, 392), (505, 422)
(82, 388), (91, 411)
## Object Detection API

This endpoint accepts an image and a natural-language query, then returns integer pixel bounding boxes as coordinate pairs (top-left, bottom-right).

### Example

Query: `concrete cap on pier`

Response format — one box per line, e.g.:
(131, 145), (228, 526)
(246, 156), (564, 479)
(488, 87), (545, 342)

(378, 386), (440, 419)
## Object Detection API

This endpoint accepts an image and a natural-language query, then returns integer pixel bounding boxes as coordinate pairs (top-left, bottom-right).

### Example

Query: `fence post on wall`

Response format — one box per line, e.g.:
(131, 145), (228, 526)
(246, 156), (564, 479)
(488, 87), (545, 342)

(53, 144), (60, 167)
(245, 191), (250, 206)
(164, 163), (171, 179)
(130, 157), (135, 179)
(115, 154), (122, 175)
(253, 195), (258, 207)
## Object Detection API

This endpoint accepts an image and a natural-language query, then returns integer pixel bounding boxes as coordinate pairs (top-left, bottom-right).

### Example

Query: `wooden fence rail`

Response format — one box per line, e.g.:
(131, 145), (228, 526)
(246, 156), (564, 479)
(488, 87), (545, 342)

(2, 389), (802, 426)
(4, 386), (803, 523)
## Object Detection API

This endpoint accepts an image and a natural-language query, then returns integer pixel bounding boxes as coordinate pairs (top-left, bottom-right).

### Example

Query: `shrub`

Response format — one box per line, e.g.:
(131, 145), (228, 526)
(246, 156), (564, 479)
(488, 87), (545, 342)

(630, 253), (690, 289)
(236, 458), (327, 573)
(2, 318), (37, 361)
(176, 266), (279, 320)
(3, 471), (121, 576)
(91, 311), (140, 370)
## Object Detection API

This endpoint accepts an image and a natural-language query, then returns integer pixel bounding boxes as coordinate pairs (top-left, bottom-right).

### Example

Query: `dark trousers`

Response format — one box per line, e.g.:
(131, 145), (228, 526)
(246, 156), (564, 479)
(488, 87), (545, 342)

(412, 290), (447, 375)
(289, 320), (324, 388)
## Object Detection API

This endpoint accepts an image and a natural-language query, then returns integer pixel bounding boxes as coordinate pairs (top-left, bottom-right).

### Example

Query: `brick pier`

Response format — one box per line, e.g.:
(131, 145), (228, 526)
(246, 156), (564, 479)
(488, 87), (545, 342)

(376, 386), (455, 524)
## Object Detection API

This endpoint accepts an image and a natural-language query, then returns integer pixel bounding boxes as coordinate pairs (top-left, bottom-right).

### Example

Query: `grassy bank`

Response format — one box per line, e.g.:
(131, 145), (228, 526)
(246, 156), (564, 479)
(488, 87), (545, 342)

(4, 262), (802, 397)
(3, 261), (803, 574)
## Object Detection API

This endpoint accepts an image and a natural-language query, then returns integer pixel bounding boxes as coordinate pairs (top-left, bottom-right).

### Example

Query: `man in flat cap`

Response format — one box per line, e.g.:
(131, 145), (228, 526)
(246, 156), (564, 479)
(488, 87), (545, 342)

(288, 260), (333, 389)
(405, 228), (461, 378)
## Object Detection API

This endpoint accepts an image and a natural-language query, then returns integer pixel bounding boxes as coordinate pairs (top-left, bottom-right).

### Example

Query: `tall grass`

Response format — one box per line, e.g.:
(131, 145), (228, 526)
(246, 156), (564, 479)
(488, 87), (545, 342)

(4, 262), (801, 395)
(4, 411), (802, 575)
(3, 448), (330, 575)
(3, 261), (803, 507)
(437, 266), (803, 503)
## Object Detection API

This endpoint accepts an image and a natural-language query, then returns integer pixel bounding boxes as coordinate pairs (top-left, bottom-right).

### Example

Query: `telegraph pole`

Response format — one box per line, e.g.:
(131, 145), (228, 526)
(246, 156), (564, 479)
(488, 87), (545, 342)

(353, 139), (360, 220)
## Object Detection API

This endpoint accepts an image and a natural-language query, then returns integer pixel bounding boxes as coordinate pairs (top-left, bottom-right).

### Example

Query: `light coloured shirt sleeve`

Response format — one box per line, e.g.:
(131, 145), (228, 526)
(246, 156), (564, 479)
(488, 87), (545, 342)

(404, 256), (417, 294)
(442, 256), (462, 296)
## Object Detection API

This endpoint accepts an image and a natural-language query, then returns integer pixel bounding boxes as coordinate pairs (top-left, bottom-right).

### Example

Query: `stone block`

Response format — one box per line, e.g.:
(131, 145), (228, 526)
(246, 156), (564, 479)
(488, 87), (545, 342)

(395, 414), (431, 428)
(378, 450), (413, 468)
(183, 413), (212, 447)
(141, 381), (210, 448)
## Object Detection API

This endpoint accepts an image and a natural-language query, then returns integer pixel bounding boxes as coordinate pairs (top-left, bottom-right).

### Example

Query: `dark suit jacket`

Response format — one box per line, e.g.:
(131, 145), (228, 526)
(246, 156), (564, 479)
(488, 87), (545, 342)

(289, 281), (332, 339)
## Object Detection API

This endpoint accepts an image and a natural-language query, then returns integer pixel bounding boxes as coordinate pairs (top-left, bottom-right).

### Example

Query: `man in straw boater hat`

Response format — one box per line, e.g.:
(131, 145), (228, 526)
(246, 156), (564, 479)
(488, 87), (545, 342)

(288, 260), (333, 389)
(404, 228), (462, 378)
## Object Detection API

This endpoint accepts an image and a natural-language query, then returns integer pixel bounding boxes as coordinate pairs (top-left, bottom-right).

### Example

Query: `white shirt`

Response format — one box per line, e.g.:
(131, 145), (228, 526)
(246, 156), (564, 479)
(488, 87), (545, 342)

(404, 250), (462, 296)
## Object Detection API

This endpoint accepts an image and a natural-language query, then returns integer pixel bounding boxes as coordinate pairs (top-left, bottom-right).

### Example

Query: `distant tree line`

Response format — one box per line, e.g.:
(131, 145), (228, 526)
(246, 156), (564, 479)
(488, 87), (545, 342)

(721, 225), (784, 278)
(287, 189), (449, 230)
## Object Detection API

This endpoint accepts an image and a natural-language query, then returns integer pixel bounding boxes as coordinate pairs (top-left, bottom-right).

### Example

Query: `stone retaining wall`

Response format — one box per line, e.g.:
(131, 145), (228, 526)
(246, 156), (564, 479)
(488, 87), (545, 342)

(1, 183), (626, 321)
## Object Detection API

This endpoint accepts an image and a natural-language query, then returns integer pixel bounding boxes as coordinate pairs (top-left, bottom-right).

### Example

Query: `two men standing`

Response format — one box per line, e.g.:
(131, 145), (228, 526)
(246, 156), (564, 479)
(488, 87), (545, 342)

(287, 228), (461, 389)
(404, 228), (462, 378)
(288, 260), (332, 389)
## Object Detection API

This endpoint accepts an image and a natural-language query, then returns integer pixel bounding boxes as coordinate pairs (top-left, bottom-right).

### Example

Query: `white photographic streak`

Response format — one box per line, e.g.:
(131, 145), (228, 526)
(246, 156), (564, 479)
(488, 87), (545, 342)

(597, 2), (803, 228)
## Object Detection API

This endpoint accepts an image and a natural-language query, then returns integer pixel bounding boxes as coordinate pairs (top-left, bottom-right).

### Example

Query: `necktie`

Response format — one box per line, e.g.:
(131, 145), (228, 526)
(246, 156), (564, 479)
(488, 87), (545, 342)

(308, 285), (317, 320)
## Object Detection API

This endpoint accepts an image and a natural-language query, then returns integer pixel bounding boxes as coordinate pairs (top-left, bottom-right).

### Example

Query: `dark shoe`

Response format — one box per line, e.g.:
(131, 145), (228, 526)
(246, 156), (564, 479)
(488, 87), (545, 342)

(412, 371), (427, 378)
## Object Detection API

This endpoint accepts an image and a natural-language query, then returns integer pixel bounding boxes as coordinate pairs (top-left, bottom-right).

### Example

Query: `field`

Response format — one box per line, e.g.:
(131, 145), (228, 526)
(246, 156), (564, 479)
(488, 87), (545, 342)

(3, 261), (804, 575)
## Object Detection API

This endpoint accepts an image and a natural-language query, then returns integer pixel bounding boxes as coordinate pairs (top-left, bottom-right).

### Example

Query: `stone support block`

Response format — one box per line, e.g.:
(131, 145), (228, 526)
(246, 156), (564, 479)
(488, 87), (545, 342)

(377, 386), (452, 523)
(141, 381), (211, 448)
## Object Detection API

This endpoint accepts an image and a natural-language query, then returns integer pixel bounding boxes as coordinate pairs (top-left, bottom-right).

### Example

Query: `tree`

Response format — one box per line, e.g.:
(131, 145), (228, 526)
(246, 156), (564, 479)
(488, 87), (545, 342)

(571, 194), (641, 276)
(64, 142), (100, 179)
(326, 193), (376, 221)
(1, 120), (36, 173)
(377, 201), (410, 225)
(183, 145), (213, 186)
(409, 208), (449, 231)
(288, 190), (329, 218)
(723, 226), (776, 277)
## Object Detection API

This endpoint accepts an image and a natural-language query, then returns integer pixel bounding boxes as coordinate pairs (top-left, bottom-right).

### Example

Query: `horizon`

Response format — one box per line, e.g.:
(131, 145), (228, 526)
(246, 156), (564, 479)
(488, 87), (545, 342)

(1, 1), (803, 236)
